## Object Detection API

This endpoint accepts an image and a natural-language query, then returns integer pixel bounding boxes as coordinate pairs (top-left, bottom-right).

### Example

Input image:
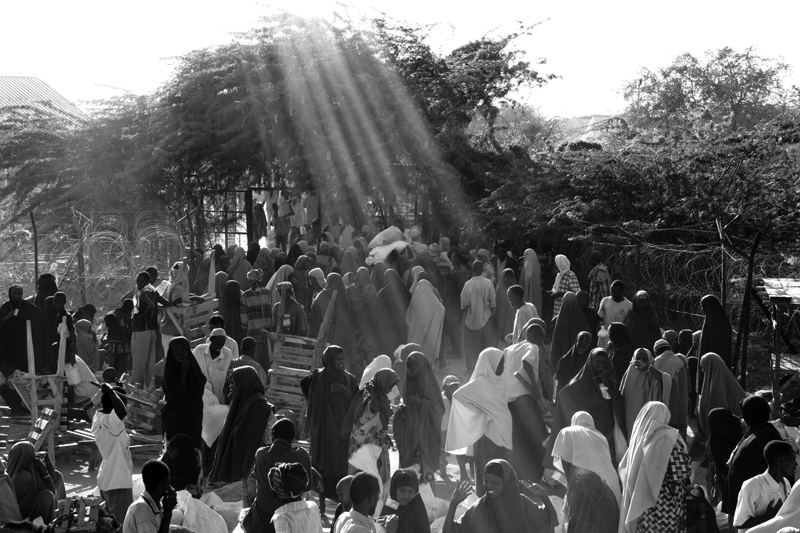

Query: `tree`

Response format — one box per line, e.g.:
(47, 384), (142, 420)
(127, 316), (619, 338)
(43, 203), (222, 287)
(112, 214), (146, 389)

(624, 47), (794, 135)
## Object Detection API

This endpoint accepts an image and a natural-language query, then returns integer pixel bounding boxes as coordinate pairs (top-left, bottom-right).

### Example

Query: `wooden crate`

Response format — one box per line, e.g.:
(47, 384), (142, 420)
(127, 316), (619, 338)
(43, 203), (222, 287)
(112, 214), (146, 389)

(174, 298), (219, 348)
(52, 497), (102, 533)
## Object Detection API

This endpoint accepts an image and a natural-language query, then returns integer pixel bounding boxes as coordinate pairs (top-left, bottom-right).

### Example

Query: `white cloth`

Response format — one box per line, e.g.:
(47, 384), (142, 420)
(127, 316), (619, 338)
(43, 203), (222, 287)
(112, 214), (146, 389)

(368, 226), (405, 249)
(445, 348), (513, 453)
(551, 255), (570, 292)
(734, 471), (791, 529)
(747, 478), (800, 533)
(368, 241), (408, 264)
(92, 410), (133, 491)
(501, 341), (536, 402)
(272, 500), (322, 533)
(181, 493), (229, 533)
(360, 355), (392, 389)
(512, 303), (539, 344)
(193, 344), (233, 403)
(551, 411), (621, 506)
(460, 276), (496, 330)
(406, 280), (445, 366)
(597, 297), (633, 328)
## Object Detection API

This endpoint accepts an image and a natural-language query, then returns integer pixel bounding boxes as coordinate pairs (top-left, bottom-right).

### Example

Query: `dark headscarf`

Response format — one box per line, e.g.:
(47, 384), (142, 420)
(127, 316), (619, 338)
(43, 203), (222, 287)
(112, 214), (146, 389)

(220, 279), (243, 345)
(549, 292), (591, 369)
(707, 408), (742, 487)
(341, 368), (399, 439)
(395, 352), (445, 478)
(247, 241), (261, 265)
(373, 269), (411, 357)
(677, 329), (693, 355)
(383, 469), (430, 533)
(554, 331), (592, 389)
(370, 262), (388, 292)
(291, 255), (313, 312)
(608, 322), (635, 383)
(623, 290), (661, 352)
(162, 336), (206, 447)
(453, 459), (551, 533)
(287, 244), (303, 270)
(162, 433), (201, 491)
(274, 252), (287, 272)
(699, 294), (732, 371)
(341, 250), (358, 277)
(214, 270), (229, 301)
(210, 366), (273, 482)
(34, 276), (58, 312)
(7, 441), (56, 522)
(310, 273), (356, 365)
(347, 267), (377, 312)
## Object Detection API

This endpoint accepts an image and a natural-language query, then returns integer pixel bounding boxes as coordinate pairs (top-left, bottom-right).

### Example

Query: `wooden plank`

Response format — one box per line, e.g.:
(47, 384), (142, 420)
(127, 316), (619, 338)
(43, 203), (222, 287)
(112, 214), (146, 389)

(126, 405), (157, 420)
(271, 366), (311, 379)
(185, 312), (217, 329)
(27, 320), (37, 426)
(313, 291), (336, 367)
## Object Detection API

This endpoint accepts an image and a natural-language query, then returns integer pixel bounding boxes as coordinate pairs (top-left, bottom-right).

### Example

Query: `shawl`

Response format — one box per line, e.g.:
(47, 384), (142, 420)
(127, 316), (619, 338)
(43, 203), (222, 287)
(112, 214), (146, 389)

(246, 241), (261, 265)
(274, 253), (287, 272)
(162, 337), (206, 446)
(383, 470), (430, 533)
(623, 291), (661, 352)
(219, 280), (244, 345)
(253, 249), (275, 288)
(373, 269), (411, 357)
(226, 244), (237, 258)
(341, 250), (358, 277)
(549, 292), (591, 369)
(310, 273), (356, 365)
(662, 330), (678, 349)
(162, 433), (201, 490)
(493, 268), (516, 345)
(706, 408), (741, 483)
(695, 352), (747, 454)
(75, 319), (99, 371)
(406, 279), (445, 366)
(620, 349), (671, 439)
(552, 254), (571, 292)
(214, 271), (229, 301)
(547, 348), (625, 461)
(340, 368), (399, 439)
(360, 355), (392, 389)
(445, 348), (513, 453)
(407, 266), (425, 294)
(347, 267), (377, 314)
(286, 244), (303, 269)
(699, 294), (732, 369)
(453, 459), (548, 533)
(192, 257), (211, 295)
(0, 290), (46, 374)
(608, 322), (636, 383)
(166, 261), (189, 302)
(309, 268), (327, 291)
(34, 276), (58, 313)
(307, 346), (357, 484)
(518, 248), (542, 314)
(210, 366), (273, 482)
(291, 255), (313, 312)
(370, 262), (388, 292)
(7, 441), (51, 517)
(394, 351), (445, 476)
(618, 402), (683, 533)
(228, 247), (253, 288)
(266, 265), (294, 311)
(747, 478), (800, 533)
(554, 331), (592, 389)
(552, 411), (621, 505)
(417, 256), (445, 296)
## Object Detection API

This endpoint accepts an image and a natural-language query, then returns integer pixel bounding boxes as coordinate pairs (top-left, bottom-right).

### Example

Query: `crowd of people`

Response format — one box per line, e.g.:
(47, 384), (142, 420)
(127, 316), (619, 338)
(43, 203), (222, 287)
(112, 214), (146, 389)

(1, 205), (800, 533)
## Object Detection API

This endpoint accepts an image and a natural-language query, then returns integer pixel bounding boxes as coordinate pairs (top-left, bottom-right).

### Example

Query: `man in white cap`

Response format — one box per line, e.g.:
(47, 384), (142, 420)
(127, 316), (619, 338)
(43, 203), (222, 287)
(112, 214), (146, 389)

(193, 328), (233, 404)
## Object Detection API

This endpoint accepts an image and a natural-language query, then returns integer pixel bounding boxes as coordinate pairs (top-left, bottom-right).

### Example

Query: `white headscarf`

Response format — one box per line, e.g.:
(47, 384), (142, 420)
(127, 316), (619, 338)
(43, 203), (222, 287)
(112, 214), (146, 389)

(552, 411), (622, 506)
(552, 254), (571, 292)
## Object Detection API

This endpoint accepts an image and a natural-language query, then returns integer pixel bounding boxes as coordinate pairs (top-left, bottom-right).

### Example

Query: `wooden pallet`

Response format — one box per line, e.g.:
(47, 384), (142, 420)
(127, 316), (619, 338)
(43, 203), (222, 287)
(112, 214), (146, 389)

(52, 497), (102, 533)
(0, 405), (9, 450)
(174, 297), (219, 349)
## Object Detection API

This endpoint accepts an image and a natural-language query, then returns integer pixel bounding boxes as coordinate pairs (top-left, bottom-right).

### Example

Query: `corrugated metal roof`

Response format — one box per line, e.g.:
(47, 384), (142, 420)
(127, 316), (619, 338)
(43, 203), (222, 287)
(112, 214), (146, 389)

(0, 76), (86, 123)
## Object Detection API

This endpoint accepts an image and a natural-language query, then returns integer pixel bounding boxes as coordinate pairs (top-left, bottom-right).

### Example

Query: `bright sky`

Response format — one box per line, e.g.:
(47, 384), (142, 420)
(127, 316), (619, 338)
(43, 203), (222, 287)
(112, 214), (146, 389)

(2, 0), (799, 118)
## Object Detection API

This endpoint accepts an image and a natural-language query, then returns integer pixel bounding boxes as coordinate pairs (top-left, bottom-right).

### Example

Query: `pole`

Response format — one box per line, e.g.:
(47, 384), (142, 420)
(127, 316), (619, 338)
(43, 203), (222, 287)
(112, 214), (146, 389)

(716, 218), (727, 309)
(773, 301), (785, 419)
(735, 231), (761, 387)
(72, 214), (87, 305)
(30, 212), (39, 285)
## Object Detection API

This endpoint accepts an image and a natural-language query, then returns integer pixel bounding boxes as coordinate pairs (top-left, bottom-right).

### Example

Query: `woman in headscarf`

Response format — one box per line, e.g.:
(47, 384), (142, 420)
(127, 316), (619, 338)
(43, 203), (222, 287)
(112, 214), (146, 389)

(340, 249), (358, 278)
(162, 337), (206, 448)
(406, 279), (445, 367)
(210, 366), (275, 483)
(341, 368), (399, 484)
(355, 248), (368, 269)
(359, 354), (393, 389)
(723, 395), (782, 519)
(554, 331), (593, 391)
(370, 261), (388, 292)
(228, 246), (253, 288)
(373, 269), (411, 358)
(0, 285), (47, 374)
(623, 291), (661, 352)
(161, 261), (188, 352)
(443, 459), (556, 533)
(407, 265), (425, 293)
(518, 248), (542, 315)
(308, 268), (326, 301)
(549, 292), (590, 370)
(246, 241), (261, 265)
(347, 267), (378, 358)
(551, 254), (579, 317)
(214, 270), (229, 301)
(266, 264), (294, 311)
(576, 289), (601, 346)
(546, 348), (626, 466)
(310, 273), (357, 366)
(219, 279), (244, 346)
(192, 256), (212, 294)
(446, 348), (513, 496)
(289, 255), (313, 312)
(273, 252), (287, 272)
(691, 352), (747, 461)
(707, 408), (742, 507)
(253, 249), (275, 288)
(620, 348), (672, 439)
(394, 351), (445, 482)
(7, 441), (59, 522)
(161, 433), (201, 491)
(315, 241), (336, 275)
(618, 401), (691, 533)
(75, 318), (100, 372)
(34, 275), (58, 313)
(608, 322), (636, 383)
(698, 294), (733, 393)
(306, 345), (357, 502)
(381, 469), (431, 533)
(493, 268), (516, 348)
(552, 411), (621, 533)
(286, 244), (303, 270)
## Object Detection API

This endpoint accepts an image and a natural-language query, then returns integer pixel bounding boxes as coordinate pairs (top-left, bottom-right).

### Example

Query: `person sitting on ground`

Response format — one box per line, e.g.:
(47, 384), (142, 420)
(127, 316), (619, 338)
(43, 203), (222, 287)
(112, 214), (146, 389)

(332, 475), (353, 529)
(380, 469), (430, 533)
(92, 382), (133, 523)
(269, 462), (322, 533)
(6, 442), (62, 523)
(333, 472), (398, 533)
(230, 337), (268, 387)
(122, 459), (179, 533)
(734, 440), (796, 531)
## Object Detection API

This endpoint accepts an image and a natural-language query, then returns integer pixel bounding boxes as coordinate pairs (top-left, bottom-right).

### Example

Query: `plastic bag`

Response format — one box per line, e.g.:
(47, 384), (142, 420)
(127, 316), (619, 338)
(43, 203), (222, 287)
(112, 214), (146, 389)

(65, 363), (81, 385)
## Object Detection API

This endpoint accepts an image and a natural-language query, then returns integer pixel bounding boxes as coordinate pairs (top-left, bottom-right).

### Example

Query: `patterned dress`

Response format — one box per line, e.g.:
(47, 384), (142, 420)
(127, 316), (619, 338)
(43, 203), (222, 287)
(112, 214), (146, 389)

(474, 436), (509, 497)
(348, 408), (391, 484)
(637, 442), (692, 532)
(565, 466), (619, 533)
(240, 287), (272, 370)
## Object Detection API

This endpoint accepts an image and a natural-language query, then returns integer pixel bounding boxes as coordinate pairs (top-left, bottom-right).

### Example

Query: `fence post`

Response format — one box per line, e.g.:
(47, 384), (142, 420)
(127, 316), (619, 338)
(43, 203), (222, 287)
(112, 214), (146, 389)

(30, 212), (39, 285)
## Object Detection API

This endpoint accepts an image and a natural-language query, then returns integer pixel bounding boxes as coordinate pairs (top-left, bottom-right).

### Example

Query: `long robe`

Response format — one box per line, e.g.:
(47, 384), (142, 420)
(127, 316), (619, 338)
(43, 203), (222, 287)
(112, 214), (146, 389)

(549, 292), (590, 370)
(493, 269), (516, 347)
(310, 273), (356, 366)
(162, 337), (206, 449)
(373, 270), (411, 358)
(394, 352), (445, 478)
(290, 256), (313, 313)
(620, 351), (671, 440)
(608, 322), (636, 384)
(219, 280), (244, 345)
(228, 247), (253, 288)
(554, 331), (592, 391)
(347, 267), (378, 354)
(519, 248), (542, 315)
(406, 279), (445, 366)
(210, 366), (273, 482)
(306, 347), (357, 497)
(623, 292), (661, 352)
(0, 295), (47, 375)
(699, 293), (733, 378)
(380, 470), (431, 533)
(707, 408), (742, 501)
(653, 349), (690, 430)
